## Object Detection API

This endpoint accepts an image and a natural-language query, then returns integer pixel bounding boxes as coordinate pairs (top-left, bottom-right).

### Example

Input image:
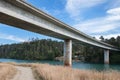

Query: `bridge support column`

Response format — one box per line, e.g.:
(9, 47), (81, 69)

(104, 49), (109, 64)
(64, 39), (72, 67)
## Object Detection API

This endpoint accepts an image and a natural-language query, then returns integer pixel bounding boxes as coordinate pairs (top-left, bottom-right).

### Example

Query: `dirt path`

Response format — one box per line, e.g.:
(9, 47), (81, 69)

(11, 66), (36, 80)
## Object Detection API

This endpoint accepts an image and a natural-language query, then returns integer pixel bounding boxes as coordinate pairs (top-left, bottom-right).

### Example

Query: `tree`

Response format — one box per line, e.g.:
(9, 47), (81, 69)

(99, 36), (104, 42)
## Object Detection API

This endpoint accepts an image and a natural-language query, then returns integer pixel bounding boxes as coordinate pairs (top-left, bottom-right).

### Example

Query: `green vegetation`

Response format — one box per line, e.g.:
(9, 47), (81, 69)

(0, 39), (63, 60)
(0, 36), (120, 64)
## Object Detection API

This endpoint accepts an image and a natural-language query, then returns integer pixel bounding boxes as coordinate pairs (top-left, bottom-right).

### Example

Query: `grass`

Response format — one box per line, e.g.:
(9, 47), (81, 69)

(0, 63), (17, 80)
(2, 62), (120, 80)
(31, 64), (120, 80)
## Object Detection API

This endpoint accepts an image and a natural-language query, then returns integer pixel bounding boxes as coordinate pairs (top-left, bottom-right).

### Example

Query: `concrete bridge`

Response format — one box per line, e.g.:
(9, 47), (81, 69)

(0, 0), (119, 66)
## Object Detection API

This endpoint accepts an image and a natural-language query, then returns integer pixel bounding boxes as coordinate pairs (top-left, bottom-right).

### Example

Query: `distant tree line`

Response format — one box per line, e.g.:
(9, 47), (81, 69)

(0, 36), (120, 64)
(99, 36), (120, 64)
(81, 36), (120, 64)
(0, 39), (63, 60)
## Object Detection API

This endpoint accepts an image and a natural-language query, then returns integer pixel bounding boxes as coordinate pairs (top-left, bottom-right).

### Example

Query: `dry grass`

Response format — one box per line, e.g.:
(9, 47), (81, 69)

(32, 64), (120, 80)
(0, 63), (17, 80)
(2, 62), (120, 80)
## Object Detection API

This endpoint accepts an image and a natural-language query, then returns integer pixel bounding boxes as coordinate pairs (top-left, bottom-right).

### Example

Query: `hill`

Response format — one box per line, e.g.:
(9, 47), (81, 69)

(0, 36), (120, 64)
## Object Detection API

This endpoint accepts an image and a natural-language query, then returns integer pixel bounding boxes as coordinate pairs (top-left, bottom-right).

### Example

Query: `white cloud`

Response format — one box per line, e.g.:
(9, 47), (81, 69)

(74, 7), (120, 34)
(65, 0), (107, 17)
(107, 7), (120, 15)
(0, 33), (26, 42)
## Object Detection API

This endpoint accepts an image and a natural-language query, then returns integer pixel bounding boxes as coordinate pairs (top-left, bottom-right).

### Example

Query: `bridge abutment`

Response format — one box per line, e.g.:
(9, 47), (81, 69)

(64, 39), (72, 67)
(104, 49), (109, 64)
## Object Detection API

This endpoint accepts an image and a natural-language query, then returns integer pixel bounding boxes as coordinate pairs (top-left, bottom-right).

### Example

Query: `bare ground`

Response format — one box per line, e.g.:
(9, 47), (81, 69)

(11, 66), (36, 80)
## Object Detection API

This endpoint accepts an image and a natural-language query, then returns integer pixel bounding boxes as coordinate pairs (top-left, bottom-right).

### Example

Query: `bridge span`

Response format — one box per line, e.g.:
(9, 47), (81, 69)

(0, 0), (119, 66)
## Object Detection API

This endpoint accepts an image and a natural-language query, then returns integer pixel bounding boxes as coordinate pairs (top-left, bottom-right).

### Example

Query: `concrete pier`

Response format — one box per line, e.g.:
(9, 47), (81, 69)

(64, 39), (72, 67)
(104, 49), (109, 64)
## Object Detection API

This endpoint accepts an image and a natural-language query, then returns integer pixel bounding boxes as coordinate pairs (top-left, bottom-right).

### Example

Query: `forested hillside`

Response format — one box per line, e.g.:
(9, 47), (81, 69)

(0, 36), (120, 64)
(0, 39), (63, 60)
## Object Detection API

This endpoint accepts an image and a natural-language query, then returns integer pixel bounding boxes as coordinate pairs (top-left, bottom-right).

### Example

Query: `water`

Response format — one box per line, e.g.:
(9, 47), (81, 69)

(0, 58), (120, 71)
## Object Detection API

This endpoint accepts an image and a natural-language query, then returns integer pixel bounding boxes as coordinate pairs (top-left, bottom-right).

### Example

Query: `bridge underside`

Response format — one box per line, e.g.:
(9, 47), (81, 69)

(0, 13), (68, 40)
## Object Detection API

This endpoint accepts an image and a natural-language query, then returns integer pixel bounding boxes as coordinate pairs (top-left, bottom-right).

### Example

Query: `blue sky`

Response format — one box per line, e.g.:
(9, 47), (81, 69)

(0, 0), (120, 44)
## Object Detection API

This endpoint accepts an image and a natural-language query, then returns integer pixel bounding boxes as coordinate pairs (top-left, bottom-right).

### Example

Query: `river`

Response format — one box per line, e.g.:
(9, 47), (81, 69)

(0, 58), (120, 71)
